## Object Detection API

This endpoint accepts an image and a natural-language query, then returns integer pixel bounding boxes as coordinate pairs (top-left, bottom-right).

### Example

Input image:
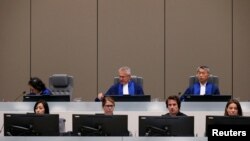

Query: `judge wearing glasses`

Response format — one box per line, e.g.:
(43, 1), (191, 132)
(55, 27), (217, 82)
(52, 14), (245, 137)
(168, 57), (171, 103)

(95, 66), (144, 101)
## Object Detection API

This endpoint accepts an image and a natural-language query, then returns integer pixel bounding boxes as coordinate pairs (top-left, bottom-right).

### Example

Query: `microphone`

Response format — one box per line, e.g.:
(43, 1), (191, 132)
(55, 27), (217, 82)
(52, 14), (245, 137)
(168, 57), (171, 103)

(178, 92), (182, 96)
(13, 91), (26, 101)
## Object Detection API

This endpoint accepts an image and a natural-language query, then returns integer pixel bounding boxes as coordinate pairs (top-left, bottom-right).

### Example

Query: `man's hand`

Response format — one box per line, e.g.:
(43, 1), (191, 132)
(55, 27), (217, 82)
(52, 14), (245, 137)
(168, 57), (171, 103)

(97, 92), (104, 100)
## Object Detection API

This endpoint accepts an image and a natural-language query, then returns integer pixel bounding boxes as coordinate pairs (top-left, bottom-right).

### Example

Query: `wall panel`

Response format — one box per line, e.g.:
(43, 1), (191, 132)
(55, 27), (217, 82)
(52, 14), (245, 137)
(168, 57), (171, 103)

(165, 0), (232, 97)
(0, 0), (30, 101)
(98, 0), (165, 100)
(233, 0), (250, 101)
(0, 0), (250, 101)
(31, 0), (97, 101)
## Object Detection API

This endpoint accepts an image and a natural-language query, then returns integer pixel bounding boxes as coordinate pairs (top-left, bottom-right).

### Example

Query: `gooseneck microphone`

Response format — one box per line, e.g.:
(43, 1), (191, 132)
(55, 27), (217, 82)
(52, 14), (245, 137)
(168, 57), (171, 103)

(13, 91), (26, 101)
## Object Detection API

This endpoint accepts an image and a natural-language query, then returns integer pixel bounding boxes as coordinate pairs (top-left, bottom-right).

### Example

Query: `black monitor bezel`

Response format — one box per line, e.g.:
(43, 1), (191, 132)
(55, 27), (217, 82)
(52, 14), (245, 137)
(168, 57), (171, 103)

(23, 95), (70, 102)
(4, 113), (60, 136)
(184, 95), (232, 102)
(72, 114), (129, 136)
(109, 95), (151, 102)
(205, 115), (250, 137)
(139, 115), (194, 136)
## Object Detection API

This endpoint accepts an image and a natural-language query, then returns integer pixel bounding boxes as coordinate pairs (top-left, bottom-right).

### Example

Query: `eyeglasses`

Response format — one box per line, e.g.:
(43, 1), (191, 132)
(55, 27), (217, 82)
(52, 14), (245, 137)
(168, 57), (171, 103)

(104, 105), (114, 108)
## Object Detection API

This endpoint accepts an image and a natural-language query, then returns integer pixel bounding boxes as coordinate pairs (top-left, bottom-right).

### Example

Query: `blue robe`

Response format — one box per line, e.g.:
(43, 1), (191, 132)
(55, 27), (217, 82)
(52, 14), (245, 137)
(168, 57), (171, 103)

(27, 88), (52, 96)
(181, 82), (220, 101)
(95, 80), (144, 101)
(41, 88), (52, 95)
(105, 80), (144, 96)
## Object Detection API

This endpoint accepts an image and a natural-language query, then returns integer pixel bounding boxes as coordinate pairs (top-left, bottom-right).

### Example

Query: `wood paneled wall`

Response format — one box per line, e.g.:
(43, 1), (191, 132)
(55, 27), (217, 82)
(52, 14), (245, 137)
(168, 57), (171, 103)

(0, 0), (249, 101)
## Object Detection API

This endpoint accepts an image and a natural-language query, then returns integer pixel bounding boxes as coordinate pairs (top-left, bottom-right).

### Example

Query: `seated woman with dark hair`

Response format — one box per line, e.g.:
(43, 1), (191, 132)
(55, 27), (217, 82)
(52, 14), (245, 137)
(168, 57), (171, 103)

(28, 77), (52, 95)
(224, 98), (243, 116)
(34, 99), (50, 114)
(33, 100), (66, 133)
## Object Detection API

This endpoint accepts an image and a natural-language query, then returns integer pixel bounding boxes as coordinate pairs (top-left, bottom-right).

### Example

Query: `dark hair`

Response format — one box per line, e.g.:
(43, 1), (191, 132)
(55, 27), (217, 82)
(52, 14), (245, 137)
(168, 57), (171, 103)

(166, 95), (181, 109)
(224, 98), (243, 116)
(102, 96), (115, 108)
(28, 77), (46, 92)
(33, 99), (50, 114)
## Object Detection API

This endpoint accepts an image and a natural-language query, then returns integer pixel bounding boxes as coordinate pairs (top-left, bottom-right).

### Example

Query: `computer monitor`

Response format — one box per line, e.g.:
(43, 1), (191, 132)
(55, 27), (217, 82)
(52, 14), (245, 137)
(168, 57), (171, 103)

(205, 115), (250, 137)
(72, 114), (129, 136)
(4, 113), (59, 136)
(139, 116), (194, 136)
(109, 95), (151, 102)
(184, 95), (231, 102)
(23, 95), (70, 102)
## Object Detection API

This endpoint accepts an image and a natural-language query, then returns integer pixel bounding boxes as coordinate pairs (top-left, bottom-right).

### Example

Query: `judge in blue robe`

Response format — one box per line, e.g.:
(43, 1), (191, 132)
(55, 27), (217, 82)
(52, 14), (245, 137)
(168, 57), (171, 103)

(183, 82), (220, 95)
(105, 80), (144, 96)
(180, 66), (220, 101)
(28, 77), (52, 96)
(95, 66), (144, 101)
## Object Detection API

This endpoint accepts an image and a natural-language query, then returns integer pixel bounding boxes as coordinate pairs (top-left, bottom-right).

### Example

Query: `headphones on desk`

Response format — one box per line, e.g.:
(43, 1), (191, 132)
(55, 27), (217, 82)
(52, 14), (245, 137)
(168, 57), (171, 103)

(28, 77), (46, 91)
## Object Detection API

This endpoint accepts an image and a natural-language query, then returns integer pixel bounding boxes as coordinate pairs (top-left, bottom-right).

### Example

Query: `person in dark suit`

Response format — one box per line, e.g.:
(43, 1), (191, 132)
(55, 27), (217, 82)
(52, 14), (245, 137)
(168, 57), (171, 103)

(181, 66), (220, 101)
(28, 77), (52, 95)
(164, 95), (187, 116)
(95, 66), (144, 101)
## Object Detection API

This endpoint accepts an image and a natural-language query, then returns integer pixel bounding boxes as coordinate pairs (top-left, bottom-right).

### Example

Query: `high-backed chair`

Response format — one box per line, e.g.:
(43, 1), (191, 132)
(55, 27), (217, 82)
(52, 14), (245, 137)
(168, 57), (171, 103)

(189, 75), (219, 87)
(114, 75), (143, 88)
(49, 74), (73, 95)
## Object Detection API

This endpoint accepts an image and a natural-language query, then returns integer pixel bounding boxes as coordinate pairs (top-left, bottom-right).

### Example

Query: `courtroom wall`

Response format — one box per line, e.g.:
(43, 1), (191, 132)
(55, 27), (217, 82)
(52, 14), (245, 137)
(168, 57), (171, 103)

(0, 0), (250, 101)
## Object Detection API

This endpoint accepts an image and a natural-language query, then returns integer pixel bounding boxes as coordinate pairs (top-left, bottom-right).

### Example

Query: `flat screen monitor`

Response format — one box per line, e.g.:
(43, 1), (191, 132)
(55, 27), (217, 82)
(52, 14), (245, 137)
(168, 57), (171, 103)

(4, 113), (59, 136)
(23, 95), (70, 102)
(72, 114), (129, 136)
(109, 95), (151, 102)
(205, 115), (250, 137)
(139, 116), (194, 136)
(184, 95), (231, 102)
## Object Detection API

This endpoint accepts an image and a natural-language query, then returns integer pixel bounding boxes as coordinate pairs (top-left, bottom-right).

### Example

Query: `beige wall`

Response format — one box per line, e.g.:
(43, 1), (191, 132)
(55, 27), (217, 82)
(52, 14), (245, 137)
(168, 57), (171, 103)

(233, 0), (250, 100)
(31, 0), (98, 101)
(98, 0), (165, 99)
(0, 0), (250, 101)
(165, 0), (232, 97)
(0, 0), (30, 101)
